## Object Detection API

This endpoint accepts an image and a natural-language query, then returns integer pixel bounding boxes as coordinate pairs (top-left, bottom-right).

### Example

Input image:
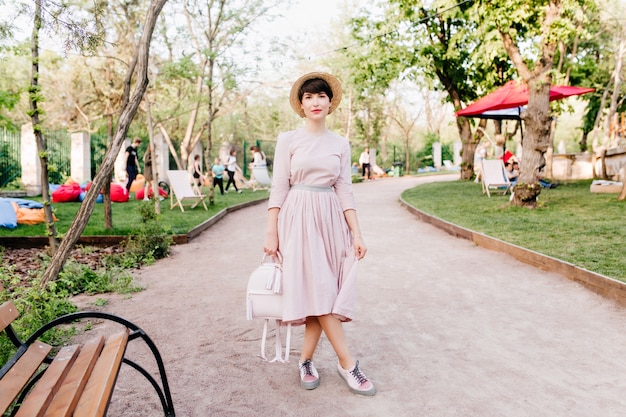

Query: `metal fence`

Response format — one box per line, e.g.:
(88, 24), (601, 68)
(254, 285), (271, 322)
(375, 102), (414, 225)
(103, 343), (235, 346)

(0, 128), (21, 187)
(0, 129), (110, 187)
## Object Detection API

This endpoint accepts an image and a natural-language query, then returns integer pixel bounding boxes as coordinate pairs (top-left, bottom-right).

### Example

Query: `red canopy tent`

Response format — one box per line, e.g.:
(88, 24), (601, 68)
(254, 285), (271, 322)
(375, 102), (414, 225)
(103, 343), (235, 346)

(456, 80), (595, 119)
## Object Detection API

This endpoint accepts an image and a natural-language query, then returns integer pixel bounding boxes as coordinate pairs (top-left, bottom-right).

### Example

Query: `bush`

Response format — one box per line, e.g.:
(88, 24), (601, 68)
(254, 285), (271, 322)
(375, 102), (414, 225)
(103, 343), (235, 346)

(106, 202), (173, 268)
(0, 260), (78, 364)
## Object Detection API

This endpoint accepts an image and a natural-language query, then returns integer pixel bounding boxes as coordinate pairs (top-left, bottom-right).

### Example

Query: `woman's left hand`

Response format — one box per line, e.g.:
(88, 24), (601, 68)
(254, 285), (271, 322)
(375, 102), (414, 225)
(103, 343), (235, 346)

(353, 237), (367, 260)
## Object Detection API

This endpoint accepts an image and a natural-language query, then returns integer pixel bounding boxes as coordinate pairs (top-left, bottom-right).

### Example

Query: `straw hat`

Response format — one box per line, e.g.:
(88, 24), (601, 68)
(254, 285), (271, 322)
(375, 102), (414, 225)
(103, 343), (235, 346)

(289, 72), (343, 118)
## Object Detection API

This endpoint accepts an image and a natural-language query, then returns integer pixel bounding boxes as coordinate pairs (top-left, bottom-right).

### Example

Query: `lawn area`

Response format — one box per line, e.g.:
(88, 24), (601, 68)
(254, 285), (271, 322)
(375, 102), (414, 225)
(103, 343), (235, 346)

(401, 179), (626, 282)
(0, 188), (269, 237)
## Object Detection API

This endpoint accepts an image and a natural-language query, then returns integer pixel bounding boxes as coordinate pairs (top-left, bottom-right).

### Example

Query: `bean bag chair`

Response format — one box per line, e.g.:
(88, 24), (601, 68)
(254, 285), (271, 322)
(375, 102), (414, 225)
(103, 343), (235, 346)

(52, 183), (82, 203)
(135, 187), (168, 200)
(130, 174), (145, 192)
(0, 198), (18, 229)
(12, 202), (58, 225)
(110, 183), (129, 203)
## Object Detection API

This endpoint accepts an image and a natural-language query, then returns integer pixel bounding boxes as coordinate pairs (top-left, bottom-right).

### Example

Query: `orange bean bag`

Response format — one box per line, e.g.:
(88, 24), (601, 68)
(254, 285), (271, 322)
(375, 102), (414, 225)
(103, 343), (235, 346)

(11, 202), (58, 225)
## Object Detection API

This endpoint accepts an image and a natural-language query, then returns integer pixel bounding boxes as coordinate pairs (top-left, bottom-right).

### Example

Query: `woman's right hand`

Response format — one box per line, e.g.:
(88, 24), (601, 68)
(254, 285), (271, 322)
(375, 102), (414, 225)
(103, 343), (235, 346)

(264, 233), (279, 256)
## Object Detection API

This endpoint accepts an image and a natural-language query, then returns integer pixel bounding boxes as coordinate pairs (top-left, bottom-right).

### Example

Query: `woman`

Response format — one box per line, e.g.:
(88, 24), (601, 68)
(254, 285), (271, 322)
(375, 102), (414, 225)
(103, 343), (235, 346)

(249, 145), (266, 167)
(263, 72), (375, 396)
(192, 154), (203, 190)
(225, 149), (242, 193)
(142, 145), (153, 201)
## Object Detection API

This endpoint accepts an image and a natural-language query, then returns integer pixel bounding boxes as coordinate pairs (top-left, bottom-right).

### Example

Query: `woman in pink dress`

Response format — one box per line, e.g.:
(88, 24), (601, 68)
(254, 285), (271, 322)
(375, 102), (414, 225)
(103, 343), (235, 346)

(263, 72), (375, 396)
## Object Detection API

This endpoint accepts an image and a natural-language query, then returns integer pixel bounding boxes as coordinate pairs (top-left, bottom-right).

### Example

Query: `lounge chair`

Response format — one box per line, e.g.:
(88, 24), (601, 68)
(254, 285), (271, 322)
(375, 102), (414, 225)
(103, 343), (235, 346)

(480, 159), (511, 197)
(250, 165), (272, 191)
(166, 170), (208, 212)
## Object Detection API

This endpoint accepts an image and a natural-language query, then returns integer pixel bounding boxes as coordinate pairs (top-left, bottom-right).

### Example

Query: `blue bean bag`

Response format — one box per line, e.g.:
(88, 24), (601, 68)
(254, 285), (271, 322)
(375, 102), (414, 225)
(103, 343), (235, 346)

(0, 198), (18, 229)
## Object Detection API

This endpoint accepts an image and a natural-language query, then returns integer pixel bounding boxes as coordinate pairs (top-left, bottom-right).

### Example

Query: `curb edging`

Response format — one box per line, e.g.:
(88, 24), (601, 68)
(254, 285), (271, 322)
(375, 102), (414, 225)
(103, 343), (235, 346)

(399, 196), (626, 308)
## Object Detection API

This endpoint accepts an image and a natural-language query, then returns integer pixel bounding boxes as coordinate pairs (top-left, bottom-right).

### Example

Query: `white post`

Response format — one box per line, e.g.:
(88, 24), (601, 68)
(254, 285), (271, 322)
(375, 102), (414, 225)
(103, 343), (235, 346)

(71, 131), (90, 184)
(20, 123), (41, 196)
(432, 141), (442, 169)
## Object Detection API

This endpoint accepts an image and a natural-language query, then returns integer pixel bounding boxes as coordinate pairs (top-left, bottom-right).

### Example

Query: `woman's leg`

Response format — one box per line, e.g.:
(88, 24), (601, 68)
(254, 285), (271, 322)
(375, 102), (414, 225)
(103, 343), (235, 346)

(317, 314), (354, 370)
(300, 317), (323, 362)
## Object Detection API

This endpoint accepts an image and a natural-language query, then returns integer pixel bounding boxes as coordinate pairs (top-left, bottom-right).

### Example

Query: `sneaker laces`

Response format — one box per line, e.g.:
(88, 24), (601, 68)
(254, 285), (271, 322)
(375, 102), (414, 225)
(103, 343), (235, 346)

(350, 361), (369, 385)
(300, 359), (314, 377)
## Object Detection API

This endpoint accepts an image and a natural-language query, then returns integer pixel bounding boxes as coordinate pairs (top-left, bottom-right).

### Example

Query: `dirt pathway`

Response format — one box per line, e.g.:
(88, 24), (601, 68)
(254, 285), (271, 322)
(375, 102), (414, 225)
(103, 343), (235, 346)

(88, 175), (626, 417)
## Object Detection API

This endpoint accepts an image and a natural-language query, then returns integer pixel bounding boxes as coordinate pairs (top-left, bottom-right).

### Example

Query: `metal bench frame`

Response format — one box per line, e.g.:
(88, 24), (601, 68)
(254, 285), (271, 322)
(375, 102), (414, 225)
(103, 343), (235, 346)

(1, 309), (175, 416)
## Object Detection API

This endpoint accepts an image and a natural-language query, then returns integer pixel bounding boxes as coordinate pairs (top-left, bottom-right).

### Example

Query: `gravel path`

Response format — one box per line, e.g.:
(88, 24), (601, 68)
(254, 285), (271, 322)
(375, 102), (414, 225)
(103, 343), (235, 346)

(80, 175), (626, 417)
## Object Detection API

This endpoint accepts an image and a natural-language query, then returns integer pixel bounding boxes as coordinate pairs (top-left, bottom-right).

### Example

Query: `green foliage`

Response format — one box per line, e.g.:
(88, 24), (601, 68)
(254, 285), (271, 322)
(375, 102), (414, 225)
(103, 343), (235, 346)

(0, 241), (143, 364)
(414, 132), (453, 168)
(0, 260), (78, 364)
(105, 202), (173, 269)
(0, 190), (268, 237)
(48, 260), (141, 296)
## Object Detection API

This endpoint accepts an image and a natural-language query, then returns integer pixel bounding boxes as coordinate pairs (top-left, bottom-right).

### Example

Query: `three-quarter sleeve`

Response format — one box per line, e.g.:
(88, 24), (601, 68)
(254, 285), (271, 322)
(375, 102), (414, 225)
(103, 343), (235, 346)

(334, 139), (356, 211)
(267, 132), (292, 209)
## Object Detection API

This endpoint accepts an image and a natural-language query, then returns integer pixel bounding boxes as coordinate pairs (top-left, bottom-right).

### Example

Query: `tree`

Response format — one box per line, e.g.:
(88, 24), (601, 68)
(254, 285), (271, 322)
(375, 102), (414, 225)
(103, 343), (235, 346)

(350, 0), (515, 179)
(41, 0), (167, 286)
(478, 0), (596, 207)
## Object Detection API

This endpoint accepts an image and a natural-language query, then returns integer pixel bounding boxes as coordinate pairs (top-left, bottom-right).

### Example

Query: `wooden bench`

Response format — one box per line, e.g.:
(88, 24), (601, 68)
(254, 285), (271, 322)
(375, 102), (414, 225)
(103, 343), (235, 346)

(0, 285), (175, 416)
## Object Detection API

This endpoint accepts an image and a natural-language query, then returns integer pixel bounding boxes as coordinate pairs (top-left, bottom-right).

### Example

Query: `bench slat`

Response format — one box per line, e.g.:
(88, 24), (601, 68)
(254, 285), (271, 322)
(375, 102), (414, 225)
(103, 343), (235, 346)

(43, 336), (105, 417)
(15, 345), (80, 417)
(0, 300), (19, 332)
(74, 330), (129, 417)
(0, 341), (52, 414)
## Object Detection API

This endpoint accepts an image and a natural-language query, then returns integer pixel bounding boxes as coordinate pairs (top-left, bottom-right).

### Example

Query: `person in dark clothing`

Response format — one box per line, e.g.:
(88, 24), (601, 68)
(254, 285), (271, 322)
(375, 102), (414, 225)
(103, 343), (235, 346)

(124, 137), (142, 192)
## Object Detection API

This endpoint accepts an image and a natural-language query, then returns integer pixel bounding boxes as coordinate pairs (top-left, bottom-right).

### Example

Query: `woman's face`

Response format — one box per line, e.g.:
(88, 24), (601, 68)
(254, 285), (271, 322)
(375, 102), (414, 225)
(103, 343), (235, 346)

(300, 91), (331, 120)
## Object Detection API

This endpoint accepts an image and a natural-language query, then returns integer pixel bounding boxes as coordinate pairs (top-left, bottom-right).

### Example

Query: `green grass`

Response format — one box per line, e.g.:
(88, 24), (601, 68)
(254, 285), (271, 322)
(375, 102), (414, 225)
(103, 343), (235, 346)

(401, 179), (626, 282)
(0, 188), (269, 237)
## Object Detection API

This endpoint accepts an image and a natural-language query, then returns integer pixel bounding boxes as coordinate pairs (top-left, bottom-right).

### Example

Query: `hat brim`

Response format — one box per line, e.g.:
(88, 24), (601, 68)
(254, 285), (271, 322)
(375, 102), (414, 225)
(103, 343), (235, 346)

(289, 72), (343, 118)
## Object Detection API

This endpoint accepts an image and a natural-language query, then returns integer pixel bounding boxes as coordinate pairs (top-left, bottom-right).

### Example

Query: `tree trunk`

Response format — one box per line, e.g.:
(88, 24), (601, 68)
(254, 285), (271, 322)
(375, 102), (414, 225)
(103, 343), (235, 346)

(40, 0), (168, 286)
(457, 116), (474, 179)
(104, 114), (114, 229)
(511, 79), (552, 208)
(145, 97), (160, 214)
(31, 0), (58, 252)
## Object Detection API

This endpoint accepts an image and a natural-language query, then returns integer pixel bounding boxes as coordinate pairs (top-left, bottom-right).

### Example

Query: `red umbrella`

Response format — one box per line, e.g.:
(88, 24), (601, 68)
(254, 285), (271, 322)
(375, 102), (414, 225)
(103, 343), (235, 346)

(456, 80), (595, 119)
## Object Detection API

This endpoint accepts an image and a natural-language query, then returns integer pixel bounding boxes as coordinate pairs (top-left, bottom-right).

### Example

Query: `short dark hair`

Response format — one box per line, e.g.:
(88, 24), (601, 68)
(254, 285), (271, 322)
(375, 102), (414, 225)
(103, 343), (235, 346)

(298, 78), (334, 103)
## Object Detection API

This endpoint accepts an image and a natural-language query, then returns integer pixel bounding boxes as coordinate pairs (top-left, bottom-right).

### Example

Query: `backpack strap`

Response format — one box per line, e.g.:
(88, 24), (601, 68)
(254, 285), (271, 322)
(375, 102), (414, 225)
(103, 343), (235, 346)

(258, 319), (292, 363)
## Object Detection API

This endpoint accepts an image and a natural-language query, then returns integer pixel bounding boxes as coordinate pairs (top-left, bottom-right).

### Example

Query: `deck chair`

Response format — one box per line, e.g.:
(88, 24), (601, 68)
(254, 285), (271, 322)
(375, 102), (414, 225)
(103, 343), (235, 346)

(166, 170), (208, 212)
(250, 165), (272, 191)
(480, 159), (512, 197)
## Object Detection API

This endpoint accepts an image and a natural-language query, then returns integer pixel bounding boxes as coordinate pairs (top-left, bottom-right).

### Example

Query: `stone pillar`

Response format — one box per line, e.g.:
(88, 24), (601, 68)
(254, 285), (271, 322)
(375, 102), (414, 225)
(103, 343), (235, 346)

(20, 123), (41, 196)
(71, 131), (90, 184)
(453, 141), (462, 166)
(432, 141), (442, 169)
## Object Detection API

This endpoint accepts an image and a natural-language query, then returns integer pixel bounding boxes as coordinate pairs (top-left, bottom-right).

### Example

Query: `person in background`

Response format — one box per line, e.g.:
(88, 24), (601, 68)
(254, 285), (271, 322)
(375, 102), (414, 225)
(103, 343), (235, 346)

(358, 147), (371, 180)
(124, 137), (142, 192)
(142, 145), (153, 201)
(211, 158), (225, 195)
(225, 149), (242, 194)
(505, 160), (520, 185)
(474, 141), (489, 183)
(250, 145), (267, 167)
(192, 154), (203, 191)
(264, 72), (375, 396)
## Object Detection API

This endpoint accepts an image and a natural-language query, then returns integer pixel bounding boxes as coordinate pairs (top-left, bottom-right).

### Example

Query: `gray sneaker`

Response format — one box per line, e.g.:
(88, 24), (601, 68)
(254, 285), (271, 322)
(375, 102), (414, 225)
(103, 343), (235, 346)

(299, 359), (320, 390)
(337, 360), (376, 396)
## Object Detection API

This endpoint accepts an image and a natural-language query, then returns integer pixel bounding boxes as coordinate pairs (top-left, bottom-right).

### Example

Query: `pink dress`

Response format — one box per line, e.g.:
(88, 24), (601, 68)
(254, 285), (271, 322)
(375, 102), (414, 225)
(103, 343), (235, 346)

(268, 128), (359, 324)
